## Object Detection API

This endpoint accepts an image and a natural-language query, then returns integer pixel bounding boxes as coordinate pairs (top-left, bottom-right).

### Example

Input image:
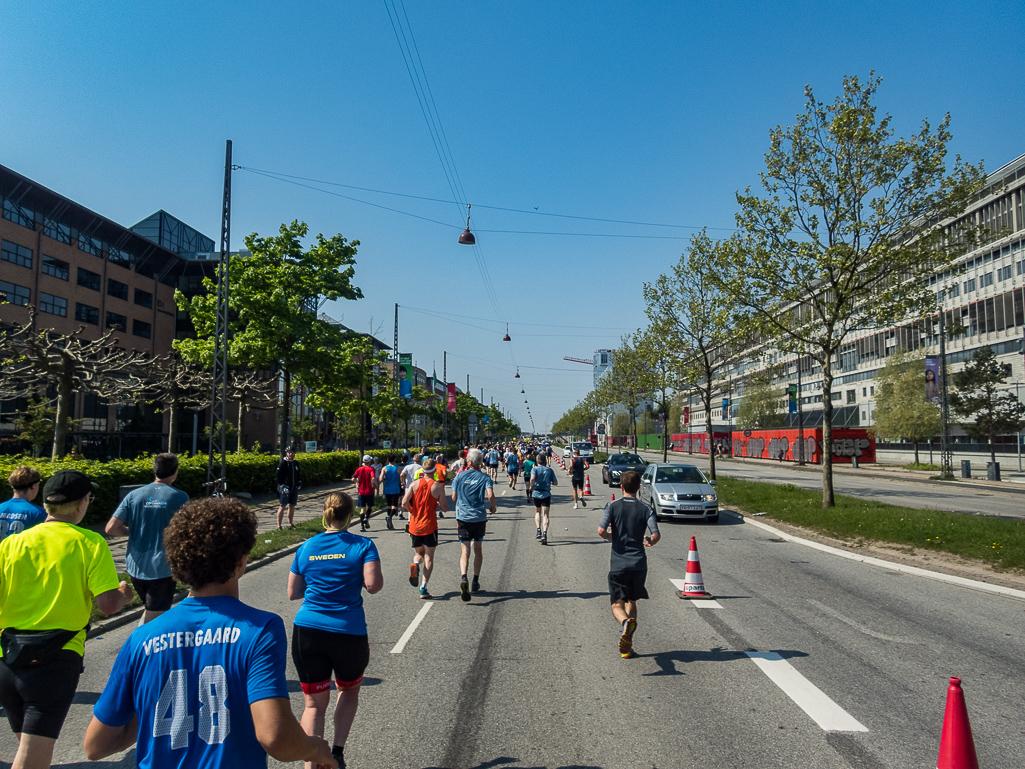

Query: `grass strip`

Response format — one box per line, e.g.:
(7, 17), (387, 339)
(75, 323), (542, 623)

(716, 476), (1025, 571)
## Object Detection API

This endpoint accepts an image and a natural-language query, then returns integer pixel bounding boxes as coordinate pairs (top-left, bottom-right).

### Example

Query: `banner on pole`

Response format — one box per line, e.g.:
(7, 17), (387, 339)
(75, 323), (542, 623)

(788, 384), (798, 414)
(925, 356), (940, 403)
(447, 383), (457, 413)
(683, 406), (690, 426)
(399, 354), (413, 399)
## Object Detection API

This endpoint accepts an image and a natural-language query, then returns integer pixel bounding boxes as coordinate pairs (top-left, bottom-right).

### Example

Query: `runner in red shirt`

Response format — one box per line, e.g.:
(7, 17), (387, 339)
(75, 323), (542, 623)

(352, 455), (377, 532)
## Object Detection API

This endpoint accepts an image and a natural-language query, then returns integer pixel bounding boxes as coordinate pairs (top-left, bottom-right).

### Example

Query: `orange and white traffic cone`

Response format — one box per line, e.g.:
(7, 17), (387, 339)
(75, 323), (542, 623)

(677, 536), (713, 599)
(583, 475), (593, 495)
(937, 677), (979, 769)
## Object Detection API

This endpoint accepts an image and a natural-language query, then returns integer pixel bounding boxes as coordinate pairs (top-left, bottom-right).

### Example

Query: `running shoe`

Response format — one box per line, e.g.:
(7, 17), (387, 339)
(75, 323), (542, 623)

(536, 528), (542, 539)
(419, 586), (432, 600)
(409, 563), (419, 587)
(621, 648), (639, 659)
(618, 618), (637, 656)
(386, 516), (394, 530)
(573, 502), (578, 509)
(460, 578), (471, 602)
(332, 744), (346, 769)
(438, 511), (445, 518)
(541, 532), (547, 546)
(398, 512), (406, 520)
(581, 499), (586, 507)
(471, 578), (481, 594)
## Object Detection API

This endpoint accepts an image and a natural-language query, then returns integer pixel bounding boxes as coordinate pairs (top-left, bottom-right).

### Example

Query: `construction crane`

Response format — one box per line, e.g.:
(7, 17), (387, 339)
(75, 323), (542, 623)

(563, 356), (592, 365)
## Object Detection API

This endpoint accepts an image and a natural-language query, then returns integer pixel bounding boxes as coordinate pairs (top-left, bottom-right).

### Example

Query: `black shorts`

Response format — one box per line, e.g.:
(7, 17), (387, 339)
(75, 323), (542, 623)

(410, 531), (438, 549)
(385, 493), (400, 507)
(279, 486), (299, 506)
(357, 493), (375, 509)
(533, 496), (552, 510)
(291, 625), (369, 694)
(130, 576), (177, 612)
(572, 478), (584, 489)
(0, 649), (82, 738)
(457, 520), (487, 542)
(608, 570), (649, 603)
(508, 469), (519, 477)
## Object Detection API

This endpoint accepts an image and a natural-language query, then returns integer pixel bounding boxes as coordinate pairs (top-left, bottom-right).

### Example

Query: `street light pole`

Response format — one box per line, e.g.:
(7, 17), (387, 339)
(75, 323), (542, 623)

(938, 310), (953, 479)
(796, 357), (805, 466)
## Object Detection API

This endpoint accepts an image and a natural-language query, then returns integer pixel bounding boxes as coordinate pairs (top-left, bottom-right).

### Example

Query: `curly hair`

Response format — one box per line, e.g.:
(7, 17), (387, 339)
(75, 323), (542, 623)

(323, 491), (355, 530)
(165, 498), (257, 588)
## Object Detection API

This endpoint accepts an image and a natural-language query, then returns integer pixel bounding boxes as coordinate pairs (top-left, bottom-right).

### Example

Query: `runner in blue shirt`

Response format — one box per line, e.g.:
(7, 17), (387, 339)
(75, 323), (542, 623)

(528, 454), (559, 545)
(85, 497), (335, 768)
(288, 492), (383, 769)
(0, 466), (45, 542)
(504, 450), (520, 490)
(451, 449), (496, 601)
(379, 455), (403, 528)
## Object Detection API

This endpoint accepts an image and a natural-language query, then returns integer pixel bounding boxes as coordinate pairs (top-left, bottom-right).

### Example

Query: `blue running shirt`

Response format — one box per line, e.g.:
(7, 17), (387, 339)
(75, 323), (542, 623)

(93, 596), (289, 769)
(381, 464), (401, 495)
(452, 468), (493, 523)
(291, 531), (380, 635)
(531, 465), (557, 498)
(0, 497), (46, 541)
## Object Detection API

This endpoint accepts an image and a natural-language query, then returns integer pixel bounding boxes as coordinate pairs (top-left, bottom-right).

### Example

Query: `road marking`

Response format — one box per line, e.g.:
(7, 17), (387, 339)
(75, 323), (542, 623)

(745, 652), (868, 732)
(669, 579), (723, 607)
(390, 602), (434, 654)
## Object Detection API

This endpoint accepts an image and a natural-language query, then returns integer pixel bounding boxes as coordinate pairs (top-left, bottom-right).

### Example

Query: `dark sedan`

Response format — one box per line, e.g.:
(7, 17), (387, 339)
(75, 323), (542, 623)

(601, 452), (647, 487)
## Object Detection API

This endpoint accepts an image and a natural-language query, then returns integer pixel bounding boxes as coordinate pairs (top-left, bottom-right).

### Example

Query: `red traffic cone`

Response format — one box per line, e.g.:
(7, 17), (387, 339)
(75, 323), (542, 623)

(677, 536), (713, 599)
(583, 475), (593, 495)
(610, 492), (615, 502)
(937, 677), (979, 769)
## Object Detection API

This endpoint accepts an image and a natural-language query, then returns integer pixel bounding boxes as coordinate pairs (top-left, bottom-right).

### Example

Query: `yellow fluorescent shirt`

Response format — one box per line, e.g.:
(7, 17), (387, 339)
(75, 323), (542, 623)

(0, 521), (120, 656)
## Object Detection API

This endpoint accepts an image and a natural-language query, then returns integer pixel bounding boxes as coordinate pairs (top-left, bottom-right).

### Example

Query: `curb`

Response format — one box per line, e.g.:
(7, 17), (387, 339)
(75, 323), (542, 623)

(723, 509), (1025, 602)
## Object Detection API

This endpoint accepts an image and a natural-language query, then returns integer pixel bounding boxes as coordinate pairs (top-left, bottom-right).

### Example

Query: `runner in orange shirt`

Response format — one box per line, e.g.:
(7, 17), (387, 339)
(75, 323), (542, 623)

(400, 458), (448, 599)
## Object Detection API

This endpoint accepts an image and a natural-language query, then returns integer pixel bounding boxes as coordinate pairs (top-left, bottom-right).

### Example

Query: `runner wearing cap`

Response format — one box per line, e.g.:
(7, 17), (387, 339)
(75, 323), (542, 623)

(2, 469), (133, 769)
(401, 459), (448, 599)
(352, 456), (377, 532)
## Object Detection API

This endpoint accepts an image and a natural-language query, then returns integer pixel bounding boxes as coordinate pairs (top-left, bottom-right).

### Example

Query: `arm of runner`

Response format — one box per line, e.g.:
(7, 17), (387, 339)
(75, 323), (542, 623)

(251, 697), (336, 767)
(104, 516), (129, 537)
(486, 487), (497, 514)
(287, 571), (306, 601)
(597, 507), (613, 541)
(95, 581), (133, 616)
(432, 481), (448, 513)
(84, 715), (139, 759)
(363, 560), (384, 594)
(401, 480), (416, 512)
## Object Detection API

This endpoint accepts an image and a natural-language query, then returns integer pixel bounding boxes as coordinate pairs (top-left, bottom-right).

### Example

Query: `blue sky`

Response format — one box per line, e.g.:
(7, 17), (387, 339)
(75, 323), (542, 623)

(3, 1), (1023, 432)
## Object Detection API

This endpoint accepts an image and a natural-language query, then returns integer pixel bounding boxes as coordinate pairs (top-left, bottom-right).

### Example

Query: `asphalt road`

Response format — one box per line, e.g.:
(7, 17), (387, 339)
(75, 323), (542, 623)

(5, 466), (1022, 768)
(632, 449), (1025, 519)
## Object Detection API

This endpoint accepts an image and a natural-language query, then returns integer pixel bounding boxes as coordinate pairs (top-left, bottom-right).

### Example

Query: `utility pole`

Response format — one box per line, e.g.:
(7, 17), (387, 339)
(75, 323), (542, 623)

(796, 357), (805, 466)
(392, 303), (398, 447)
(208, 139), (231, 486)
(443, 351), (447, 447)
(938, 309), (953, 479)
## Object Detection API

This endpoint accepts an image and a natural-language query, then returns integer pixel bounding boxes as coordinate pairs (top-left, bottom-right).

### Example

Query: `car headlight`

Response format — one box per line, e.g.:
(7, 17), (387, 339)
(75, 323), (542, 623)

(658, 493), (675, 502)
(702, 494), (717, 502)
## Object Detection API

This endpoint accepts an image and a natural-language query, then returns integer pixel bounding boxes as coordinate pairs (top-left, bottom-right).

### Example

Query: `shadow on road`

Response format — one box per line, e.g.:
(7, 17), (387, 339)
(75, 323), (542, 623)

(424, 758), (602, 769)
(641, 646), (808, 676)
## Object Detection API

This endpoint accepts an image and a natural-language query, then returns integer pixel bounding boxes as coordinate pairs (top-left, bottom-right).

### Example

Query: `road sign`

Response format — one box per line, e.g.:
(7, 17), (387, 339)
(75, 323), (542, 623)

(597, 424), (606, 434)
(469, 414), (477, 424)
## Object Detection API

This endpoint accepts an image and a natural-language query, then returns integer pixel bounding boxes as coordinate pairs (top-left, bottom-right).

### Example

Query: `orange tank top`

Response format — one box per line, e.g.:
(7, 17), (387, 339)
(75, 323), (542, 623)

(408, 477), (439, 536)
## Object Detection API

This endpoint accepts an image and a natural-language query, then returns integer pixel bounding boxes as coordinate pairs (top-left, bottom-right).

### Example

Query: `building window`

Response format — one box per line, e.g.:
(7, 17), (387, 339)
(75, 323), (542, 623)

(1017, 259), (1025, 276)
(2, 199), (35, 229)
(43, 218), (73, 244)
(132, 319), (152, 339)
(947, 283), (960, 298)
(41, 255), (69, 280)
(0, 280), (30, 306)
(1, 240), (33, 269)
(134, 288), (153, 309)
(997, 264), (1013, 282)
(107, 278), (129, 300)
(75, 303), (99, 325)
(78, 235), (102, 256)
(846, 390), (857, 404)
(862, 387), (867, 396)
(979, 272), (994, 289)
(77, 268), (101, 291)
(108, 246), (132, 266)
(105, 311), (127, 330)
(40, 293), (67, 317)
(963, 278), (976, 294)
(870, 385), (875, 396)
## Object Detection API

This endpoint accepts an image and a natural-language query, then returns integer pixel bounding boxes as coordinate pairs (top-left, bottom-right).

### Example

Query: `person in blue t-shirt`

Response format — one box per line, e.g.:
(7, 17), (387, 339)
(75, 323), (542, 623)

(528, 454), (559, 545)
(288, 492), (383, 769)
(451, 449), (496, 602)
(0, 466), (45, 542)
(106, 453), (190, 623)
(504, 450), (519, 490)
(85, 497), (335, 769)
(379, 455), (403, 529)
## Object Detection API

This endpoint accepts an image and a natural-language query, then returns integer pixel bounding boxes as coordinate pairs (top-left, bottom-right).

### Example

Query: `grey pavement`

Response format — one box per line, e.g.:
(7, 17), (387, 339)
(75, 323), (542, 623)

(7, 463), (1023, 768)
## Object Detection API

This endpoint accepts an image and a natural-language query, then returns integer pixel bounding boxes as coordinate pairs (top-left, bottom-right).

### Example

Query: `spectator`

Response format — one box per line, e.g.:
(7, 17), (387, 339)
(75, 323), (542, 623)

(0, 466), (45, 542)
(1, 469), (133, 769)
(275, 448), (302, 529)
(105, 453), (189, 624)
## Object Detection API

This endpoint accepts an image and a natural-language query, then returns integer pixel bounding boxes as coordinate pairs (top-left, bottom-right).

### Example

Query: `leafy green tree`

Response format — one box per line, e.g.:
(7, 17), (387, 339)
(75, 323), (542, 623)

(870, 349), (941, 464)
(707, 74), (984, 504)
(950, 345), (1025, 467)
(176, 220), (363, 452)
(737, 370), (786, 431)
(14, 399), (57, 458)
(634, 326), (682, 460)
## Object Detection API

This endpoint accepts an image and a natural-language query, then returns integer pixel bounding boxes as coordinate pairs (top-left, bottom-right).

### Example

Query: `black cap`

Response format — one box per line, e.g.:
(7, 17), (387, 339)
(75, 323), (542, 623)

(42, 469), (98, 504)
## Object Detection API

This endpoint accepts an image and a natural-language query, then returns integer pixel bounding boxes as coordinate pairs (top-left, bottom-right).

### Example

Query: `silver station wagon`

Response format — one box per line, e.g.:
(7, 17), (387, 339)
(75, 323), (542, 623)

(638, 463), (718, 524)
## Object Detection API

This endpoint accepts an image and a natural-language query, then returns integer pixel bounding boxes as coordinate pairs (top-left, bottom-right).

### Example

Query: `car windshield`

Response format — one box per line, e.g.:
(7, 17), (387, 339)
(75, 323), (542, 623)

(655, 467), (706, 484)
(573, 442), (592, 450)
(611, 454), (643, 464)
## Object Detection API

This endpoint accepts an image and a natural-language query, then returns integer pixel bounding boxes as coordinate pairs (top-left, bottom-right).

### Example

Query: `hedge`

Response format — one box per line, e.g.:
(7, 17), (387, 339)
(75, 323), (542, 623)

(0, 446), (457, 525)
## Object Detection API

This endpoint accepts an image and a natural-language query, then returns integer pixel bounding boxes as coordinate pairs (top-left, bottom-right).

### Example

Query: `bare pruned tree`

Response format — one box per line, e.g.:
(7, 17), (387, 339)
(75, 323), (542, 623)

(229, 370), (279, 452)
(139, 351), (212, 453)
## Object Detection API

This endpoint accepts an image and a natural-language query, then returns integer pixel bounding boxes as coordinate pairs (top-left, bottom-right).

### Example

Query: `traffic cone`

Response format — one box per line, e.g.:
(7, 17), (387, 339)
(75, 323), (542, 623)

(937, 677), (979, 769)
(677, 536), (713, 599)
(610, 493), (615, 502)
(583, 475), (593, 495)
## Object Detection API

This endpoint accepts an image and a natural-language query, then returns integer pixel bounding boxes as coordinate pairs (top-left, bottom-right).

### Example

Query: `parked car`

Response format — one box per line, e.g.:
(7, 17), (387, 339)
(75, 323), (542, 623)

(570, 441), (594, 461)
(601, 452), (647, 487)
(638, 463), (718, 523)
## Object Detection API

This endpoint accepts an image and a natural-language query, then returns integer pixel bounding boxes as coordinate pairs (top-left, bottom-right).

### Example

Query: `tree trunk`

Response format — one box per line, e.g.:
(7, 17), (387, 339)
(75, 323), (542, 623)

(237, 399), (246, 453)
(990, 423), (997, 466)
(704, 389), (716, 480)
(167, 396), (179, 454)
(913, 442), (920, 465)
(280, 368), (291, 453)
(820, 359), (835, 508)
(52, 375), (73, 459)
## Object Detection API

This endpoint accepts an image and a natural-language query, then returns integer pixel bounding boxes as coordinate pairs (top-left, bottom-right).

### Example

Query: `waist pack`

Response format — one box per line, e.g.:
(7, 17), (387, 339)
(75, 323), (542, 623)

(1, 627), (83, 668)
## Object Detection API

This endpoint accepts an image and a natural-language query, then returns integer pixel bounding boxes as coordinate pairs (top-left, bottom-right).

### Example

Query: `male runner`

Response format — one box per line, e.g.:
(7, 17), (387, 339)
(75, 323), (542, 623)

(401, 458), (448, 599)
(106, 453), (189, 623)
(85, 497), (334, 768)
(485, 446), (500, 481)
(379, 455), (403, 529)
(528, 453), (558, 545)
(0, 466), (45, 542)
(505, 447), (519, 490)
(400, 454), (423, 492)
(569, 448), (589, 509)
(597, 471), (660, 658)
(352, 455), (376, 531)
(450, 449), (496, 601)
(520, 452), (536, 503)
(433, 454), (448, 518)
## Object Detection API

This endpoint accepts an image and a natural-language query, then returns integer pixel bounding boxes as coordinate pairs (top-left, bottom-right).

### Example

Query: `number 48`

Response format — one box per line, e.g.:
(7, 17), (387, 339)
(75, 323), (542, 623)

(154, 666), (231, 749)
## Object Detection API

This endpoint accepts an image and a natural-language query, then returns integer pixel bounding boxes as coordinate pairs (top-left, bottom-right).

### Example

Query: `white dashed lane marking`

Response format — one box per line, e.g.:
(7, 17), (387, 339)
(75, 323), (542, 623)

(390, 602), (434, 654)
